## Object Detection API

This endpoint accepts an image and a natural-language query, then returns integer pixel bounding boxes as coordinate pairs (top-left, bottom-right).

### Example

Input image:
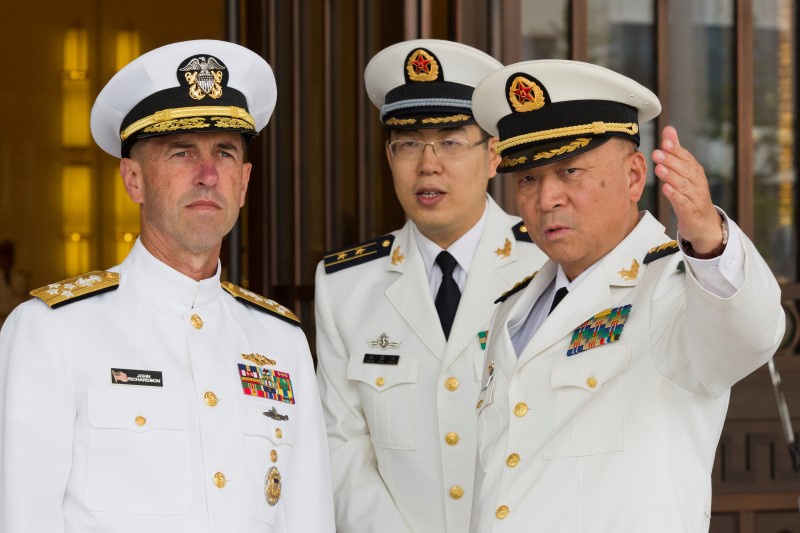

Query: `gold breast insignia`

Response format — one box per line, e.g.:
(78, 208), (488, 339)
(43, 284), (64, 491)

(242, 353), (276, 366)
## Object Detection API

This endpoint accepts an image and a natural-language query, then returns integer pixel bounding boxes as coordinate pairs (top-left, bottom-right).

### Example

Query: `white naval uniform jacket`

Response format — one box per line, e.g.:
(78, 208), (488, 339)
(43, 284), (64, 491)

(0, 240), (334, 533)
(315, 197), (547, 533)
(471, 212), (785, 533)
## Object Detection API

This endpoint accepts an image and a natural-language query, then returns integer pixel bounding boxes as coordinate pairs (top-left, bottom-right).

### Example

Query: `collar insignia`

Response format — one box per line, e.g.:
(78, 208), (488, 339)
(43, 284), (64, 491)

(618, 258), (639, 281)
(495, 238), (512, 258)
(406, 48), (440, 82)
(369, 332), (401, 350)
(567, 304), (632, 356)
(179, 55), (226, 100)
(391, 246), (405, 265)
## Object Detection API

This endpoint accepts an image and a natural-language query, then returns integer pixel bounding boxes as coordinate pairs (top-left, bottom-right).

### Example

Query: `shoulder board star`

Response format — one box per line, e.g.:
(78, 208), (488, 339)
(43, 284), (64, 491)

(643, 240), (679, 264)
(512, 221), (533, 243)
(30, 270), (120, 309)
(495, 271), (537, 304)
(323, 234), (395, 274)
(221, 281), (300, 327)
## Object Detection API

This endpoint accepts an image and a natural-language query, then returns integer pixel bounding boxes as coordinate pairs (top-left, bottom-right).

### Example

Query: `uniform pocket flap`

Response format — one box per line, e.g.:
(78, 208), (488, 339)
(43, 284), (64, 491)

(88, 388), (187, 432)
(347, 353), (417, 392)
(550, 345), (631, 392)
(238, 398), (295, 445)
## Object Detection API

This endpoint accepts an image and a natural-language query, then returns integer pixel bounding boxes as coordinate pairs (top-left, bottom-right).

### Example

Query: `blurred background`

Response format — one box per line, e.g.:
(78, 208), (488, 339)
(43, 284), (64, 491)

(1, 1), (798, 530)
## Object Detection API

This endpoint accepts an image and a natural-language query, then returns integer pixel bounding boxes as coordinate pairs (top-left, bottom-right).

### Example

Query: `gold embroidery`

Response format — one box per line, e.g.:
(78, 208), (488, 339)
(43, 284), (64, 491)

(212, 117), (252, 129)
(421, 114), (470, 124)
(495, 238), (512, 258)
(406, 48), (440, 82)
(508, 76), (546, 112)
(618, 258), (640, 281)
(121, 106), (255, 141)
(391, 247), (405, 265)
(142, 117), (210, 134)
(385, 117), (417, 126)
(496, 122), (638, 155)
(499, 155), (528, 168)
(532, 138), (592, 161)
(241, 353), (277, 366)
(337, 252), (347, 260)
(354, 247), (366, 256)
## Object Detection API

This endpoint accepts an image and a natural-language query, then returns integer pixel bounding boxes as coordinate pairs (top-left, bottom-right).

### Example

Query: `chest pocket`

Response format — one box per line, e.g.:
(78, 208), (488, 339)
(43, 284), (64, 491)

(85, 388), (191, 515)
(545, 345), (630, 460)
(238, 398), (295, 525)
(348, 353), (417, 450)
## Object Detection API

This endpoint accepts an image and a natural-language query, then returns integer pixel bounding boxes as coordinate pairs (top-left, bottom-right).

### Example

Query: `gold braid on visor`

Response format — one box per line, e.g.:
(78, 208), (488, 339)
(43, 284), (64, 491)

(495, 121), (638, 155)
(120, 106), (255, 141)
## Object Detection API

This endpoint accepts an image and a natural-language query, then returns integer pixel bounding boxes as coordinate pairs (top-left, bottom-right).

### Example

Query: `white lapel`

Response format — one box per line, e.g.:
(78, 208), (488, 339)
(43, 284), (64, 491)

(442, 197), (530, 369)
(385, 221), (447, 359)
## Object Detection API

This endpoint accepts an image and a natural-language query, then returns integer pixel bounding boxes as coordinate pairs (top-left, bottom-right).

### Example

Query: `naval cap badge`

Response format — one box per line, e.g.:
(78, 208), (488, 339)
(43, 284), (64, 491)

(179, 55), (227, 100)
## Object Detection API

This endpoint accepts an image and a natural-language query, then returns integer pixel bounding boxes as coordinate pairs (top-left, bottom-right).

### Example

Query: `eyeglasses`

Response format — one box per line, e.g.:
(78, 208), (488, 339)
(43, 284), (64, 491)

(387, 137), (489, 160)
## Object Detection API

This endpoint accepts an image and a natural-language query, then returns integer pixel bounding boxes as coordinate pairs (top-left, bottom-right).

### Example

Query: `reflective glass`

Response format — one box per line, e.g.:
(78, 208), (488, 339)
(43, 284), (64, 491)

(752, 0), (795, 282)
(519, 0), (570, 59)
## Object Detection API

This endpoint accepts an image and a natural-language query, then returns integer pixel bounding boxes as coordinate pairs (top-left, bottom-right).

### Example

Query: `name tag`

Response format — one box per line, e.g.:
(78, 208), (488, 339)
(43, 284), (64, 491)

(111, 368), (163, 387)
(363, 353), (400, 365)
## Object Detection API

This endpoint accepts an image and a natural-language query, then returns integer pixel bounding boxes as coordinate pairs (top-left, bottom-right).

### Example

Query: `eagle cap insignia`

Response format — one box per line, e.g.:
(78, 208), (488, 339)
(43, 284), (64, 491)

(406, 48), (440, 82)
(178, 55), (227, 100)
(507, 74), (547, 113)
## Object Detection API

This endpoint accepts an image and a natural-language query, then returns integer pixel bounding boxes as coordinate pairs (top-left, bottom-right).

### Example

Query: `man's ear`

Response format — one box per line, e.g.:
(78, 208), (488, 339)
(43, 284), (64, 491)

(120, 158), (145, 204)
(486, 136), (501, 179)
(627, 149), (647, 203)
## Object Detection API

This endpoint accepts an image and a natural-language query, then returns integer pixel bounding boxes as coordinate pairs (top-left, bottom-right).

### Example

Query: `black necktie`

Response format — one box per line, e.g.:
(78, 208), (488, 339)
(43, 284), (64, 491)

(435, 251), (461, 340)
(548, 286), (568, 315)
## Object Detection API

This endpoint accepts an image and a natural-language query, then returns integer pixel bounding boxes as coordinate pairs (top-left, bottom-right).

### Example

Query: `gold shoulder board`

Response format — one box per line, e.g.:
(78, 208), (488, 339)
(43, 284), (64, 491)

(495, 271), (537, 304)
(221, 281), (301, 327)
(30, 270), (120, 309)
(323, 234), (395, 274)
(643, 240), (679, 264)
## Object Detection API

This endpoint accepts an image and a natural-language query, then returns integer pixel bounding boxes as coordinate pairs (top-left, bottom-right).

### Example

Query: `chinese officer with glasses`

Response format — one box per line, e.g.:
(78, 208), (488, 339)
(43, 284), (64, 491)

(469, 60), (784, 532)
(0, 40), (334, 533)
(315, 40), (547, 533)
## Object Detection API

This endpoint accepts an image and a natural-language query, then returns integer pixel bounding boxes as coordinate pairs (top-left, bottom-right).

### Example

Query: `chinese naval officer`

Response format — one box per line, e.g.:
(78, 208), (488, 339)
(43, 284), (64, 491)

(0, 40), (334, 533)
(469, 60), (785, 532)
(315, 40), (547, 533)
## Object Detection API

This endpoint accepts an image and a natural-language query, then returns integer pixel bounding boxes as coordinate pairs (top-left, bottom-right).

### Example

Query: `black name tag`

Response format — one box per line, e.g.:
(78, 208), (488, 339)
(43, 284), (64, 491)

(111, 368), (164, 387)
(363, 354), (400, 365)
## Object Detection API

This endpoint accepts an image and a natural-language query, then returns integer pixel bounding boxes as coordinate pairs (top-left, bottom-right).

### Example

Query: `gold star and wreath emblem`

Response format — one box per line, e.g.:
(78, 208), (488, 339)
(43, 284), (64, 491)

(406, 49), (440, 82)
(508, 76), (546, 112)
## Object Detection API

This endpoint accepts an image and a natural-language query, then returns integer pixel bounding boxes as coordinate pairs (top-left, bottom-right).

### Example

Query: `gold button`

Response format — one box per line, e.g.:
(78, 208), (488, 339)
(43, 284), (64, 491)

(506, 453), (520, 467)
(520, 225), (528, 233)
(476, 399), (484, 409)
(587, 376), (598, 388)
(382, 239), (391, 247)
(191, 314), (203, 329)
(514, 402), (528, 417)
(204, 391), (218, 407)
(275, 427), (283, 439)
(445, 432), (459, 446)
(496, 505), (510, 519)
(375, 377), (385, 387)
(449, 485), (464, 499)
(270, 449), (278, 463)
(445, 377), (459, 391)
(213, 472), (226, 488)
(134, 416), (146, 426)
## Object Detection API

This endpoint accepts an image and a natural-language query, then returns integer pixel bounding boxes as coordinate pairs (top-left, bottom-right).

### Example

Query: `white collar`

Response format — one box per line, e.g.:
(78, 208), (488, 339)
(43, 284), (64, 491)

(414, 199), (488, 276)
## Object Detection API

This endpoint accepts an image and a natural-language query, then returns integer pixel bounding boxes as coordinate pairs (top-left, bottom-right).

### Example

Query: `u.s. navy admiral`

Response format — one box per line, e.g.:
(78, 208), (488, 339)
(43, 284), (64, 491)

(0, 40), (334, 533)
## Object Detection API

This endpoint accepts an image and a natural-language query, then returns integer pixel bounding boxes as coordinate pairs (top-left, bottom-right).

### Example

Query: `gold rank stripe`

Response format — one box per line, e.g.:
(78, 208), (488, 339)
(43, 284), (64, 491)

(30, 270), (120, 309)
(120, 105), (255, 141)
(221, 281), (301, 326)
